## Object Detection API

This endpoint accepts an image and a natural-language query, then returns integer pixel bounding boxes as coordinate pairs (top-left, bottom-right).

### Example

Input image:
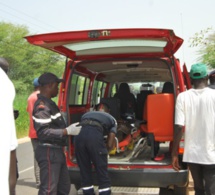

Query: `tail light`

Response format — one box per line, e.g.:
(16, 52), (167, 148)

(178, 130), (185, 154)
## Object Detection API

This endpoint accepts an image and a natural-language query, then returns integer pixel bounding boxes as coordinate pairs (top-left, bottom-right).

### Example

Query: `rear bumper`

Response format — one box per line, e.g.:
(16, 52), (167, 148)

(68, 167), (189, 188)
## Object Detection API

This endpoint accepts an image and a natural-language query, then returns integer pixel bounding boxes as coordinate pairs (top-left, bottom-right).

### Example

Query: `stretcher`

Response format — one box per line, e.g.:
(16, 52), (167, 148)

(109, 121), (142, 155)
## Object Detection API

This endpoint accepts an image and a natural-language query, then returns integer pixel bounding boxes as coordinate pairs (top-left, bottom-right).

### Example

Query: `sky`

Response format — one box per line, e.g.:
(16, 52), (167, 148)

(0, 0), (215, 70)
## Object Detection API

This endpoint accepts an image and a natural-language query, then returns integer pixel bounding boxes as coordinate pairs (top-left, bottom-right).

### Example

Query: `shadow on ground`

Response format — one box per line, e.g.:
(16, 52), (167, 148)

(17, 178), (37, 188)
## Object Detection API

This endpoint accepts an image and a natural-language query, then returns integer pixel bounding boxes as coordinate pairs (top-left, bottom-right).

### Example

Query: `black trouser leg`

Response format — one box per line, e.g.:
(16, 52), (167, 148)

(87, 129), (111, 190)
(82, 187), (95, 195)
(36, 146), (70, 195)
(188, 163), (205, 195)
(203, 164), (215, 195)
(93, 152), (110, 190)
(75, 136), (94, 187)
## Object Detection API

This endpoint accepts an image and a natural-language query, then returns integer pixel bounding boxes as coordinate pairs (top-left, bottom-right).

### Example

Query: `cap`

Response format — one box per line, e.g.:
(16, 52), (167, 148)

(209, 69), (215, 78)
(38, 72), (64, 86)
(190, 63), (208, 79)
(33, 78), (40, 87)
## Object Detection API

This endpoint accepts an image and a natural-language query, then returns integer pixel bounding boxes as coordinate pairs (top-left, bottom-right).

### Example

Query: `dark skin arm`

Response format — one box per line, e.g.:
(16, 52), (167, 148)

(106, 132), (116, 152)
(63, 129), (68, 135)
(9, 150), (17, 195)
(171, 124), (184, 172)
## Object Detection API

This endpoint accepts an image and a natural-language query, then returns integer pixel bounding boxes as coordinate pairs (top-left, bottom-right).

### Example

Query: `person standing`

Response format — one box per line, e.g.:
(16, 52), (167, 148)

(208, 69), (215, 89)
(26, 77), (40, 188)
(74, 103), (117, 195)
(172, 63), (215, 195)
(33, 72), (81, 195)
(0, 57), (18, 195)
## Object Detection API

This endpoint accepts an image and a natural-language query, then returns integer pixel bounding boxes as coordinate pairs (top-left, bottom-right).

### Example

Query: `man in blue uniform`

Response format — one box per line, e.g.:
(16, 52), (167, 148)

(75, 103), (117, 195)
(33, 72), (81, 195)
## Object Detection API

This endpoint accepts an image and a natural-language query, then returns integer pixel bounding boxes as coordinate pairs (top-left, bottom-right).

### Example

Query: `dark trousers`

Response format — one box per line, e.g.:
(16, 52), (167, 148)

(188, 163), (215, 195)
(35, 145), (70, 195)
(75, 126), (111, 195)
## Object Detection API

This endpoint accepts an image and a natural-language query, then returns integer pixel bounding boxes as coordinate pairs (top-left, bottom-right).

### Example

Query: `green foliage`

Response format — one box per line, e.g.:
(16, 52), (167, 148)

(0, 22), (66, 138)
(14, 93), (29, 138)
(0, 21), (65, 94)
(189, 28), (212, 47)
(202, 34), (215, 67)
(189, 27), (215, 68)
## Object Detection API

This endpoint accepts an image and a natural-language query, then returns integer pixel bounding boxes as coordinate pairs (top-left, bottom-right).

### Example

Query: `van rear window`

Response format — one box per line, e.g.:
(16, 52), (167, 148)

(69, 74), (90, 105)
(91, 80), (107, 106)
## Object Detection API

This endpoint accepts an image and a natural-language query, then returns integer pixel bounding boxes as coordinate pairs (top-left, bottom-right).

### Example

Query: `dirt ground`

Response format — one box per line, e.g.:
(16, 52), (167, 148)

(188, 172), (194, 195)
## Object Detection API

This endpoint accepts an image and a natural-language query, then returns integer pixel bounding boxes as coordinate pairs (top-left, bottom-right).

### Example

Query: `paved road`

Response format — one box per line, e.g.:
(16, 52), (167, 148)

(16, 138), (76, 195)
(16, 137), (194, 195)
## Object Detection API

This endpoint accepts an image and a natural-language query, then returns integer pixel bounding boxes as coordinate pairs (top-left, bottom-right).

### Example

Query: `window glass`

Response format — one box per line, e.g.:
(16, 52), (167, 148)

(128, 82), (169, 95)
(83, 79), (90, 104)
(69, 74), (90, 105)
(100, 83), (107, 97)
(110, 84), (117, 97)
(91, 81), (107, 105)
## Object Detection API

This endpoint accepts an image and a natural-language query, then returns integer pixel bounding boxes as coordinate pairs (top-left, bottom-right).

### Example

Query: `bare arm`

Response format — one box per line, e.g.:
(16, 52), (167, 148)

(9, 150), (17, 195)
(106, 132), (116, 152)
(171, 124), (183, 171)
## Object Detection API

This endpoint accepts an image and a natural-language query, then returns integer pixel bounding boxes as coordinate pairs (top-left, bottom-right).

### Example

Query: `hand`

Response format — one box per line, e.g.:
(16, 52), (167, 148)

(66, 122), (81, 135)
(172, 155), (181, 172)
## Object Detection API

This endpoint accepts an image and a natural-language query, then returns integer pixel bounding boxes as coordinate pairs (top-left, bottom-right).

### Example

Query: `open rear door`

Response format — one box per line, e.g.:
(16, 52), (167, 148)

(25, 28), (183, 61)
(183, 63), (192, 90)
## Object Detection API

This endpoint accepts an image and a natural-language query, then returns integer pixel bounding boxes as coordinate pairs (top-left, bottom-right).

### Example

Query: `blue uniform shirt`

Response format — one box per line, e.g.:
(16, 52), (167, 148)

(81, 111), (117, 135)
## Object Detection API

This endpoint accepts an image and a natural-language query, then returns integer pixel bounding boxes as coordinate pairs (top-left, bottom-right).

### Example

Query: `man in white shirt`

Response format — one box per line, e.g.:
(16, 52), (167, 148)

(172, 63), (215, 195)
(0, 57), (18, 195)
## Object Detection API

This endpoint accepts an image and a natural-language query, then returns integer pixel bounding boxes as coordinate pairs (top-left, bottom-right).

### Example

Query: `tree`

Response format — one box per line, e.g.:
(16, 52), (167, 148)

(0, 22), (65, 94)
(189, 27), (215, 68)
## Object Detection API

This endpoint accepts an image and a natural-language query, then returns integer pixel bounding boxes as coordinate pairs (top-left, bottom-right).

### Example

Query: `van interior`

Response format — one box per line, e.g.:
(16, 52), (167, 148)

(67, 57), (176, 166)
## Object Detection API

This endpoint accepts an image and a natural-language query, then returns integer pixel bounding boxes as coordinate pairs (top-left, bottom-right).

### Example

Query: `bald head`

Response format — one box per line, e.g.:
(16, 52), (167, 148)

(0, 57), (9, 73)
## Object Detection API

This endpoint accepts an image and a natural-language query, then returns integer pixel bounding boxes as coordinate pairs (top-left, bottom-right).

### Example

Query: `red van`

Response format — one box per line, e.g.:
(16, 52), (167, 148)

(25, 28), (191, 195)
